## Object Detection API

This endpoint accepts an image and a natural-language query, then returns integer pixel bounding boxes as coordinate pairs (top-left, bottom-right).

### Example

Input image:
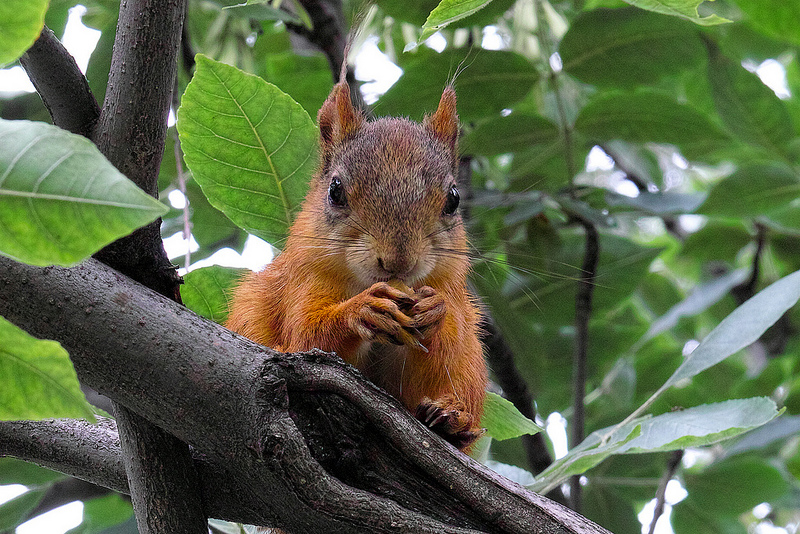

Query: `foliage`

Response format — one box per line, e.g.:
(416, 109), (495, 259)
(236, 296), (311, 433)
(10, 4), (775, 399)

(2, 0), (800, 532)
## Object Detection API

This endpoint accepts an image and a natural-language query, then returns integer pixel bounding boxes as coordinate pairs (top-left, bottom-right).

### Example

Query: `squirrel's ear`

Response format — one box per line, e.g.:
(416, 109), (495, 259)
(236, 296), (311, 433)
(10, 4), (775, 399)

(318, 81), (364, 147)
(424, 86), (459, 157)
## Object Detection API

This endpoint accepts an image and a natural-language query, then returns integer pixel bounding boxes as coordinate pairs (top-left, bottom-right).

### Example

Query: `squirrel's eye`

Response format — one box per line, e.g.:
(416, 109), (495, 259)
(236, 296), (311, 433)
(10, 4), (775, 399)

(328, 176), (347, 207)
(443, 184), (460, 215)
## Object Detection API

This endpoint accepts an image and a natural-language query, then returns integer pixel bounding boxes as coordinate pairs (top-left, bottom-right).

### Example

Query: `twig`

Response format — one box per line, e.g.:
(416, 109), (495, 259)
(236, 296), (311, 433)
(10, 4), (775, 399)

(19, 25), (100, 138)
(569, 217), (600, 512)
(531, 0), (576, 183)
(647, 450), (683, 534)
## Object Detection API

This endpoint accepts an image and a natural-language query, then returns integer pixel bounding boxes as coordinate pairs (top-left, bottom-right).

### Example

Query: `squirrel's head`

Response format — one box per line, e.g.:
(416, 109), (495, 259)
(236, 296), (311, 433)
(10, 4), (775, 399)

(300, 81), (468, 290)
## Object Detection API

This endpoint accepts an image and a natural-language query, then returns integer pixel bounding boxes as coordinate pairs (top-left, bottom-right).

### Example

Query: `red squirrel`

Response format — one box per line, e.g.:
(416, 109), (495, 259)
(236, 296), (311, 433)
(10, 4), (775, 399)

(226, 78), (487, 450)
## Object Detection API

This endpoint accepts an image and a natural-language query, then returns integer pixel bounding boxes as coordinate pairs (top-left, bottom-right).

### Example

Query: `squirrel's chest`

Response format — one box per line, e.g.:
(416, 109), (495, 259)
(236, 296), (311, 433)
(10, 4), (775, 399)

(355, 342), (410, 399)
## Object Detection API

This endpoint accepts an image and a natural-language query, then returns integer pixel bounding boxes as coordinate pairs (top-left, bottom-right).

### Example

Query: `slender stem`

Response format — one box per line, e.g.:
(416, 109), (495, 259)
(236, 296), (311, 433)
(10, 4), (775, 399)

(647, 450), (683, 534)
(531, 0), (576, 184)
(172, 129), (192, 270)
(570, 218), (600, 512)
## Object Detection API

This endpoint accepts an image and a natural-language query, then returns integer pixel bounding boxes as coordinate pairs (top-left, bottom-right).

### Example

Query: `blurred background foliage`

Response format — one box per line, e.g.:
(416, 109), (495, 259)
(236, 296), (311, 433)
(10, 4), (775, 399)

(3, 0), (800, 533)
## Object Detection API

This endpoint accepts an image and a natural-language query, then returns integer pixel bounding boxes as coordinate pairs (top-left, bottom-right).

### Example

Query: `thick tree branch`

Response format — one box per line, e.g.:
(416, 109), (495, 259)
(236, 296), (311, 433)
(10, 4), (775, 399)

(0, 256), (610, 534)
(18, 26), (101, 138)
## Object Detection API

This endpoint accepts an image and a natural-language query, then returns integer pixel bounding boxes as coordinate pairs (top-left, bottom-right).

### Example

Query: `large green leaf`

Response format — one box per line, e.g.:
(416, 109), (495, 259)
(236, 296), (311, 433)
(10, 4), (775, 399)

(560, 8), (705, 87)
(0, 0), (48, 66)
(461, 113), (559, 156)
(574, 91), (731, 159)
(707, 47), (794, 154)
(0, 316), (95, 421)
(730, 0), (800, 46)
(181, 265), (246, 324)
(625, 269), (800, 420)
(177, 55), (317, 245)
(0, 489), (46, 531)
(532, 397), (779, 492)
(640, 269), (749, 344)
(617, 397), (781, 454)
(680, 456), (789, 515)
(0, 119), (167, 267)
(699, 162), (800, 218)
(668, 269), (800, 386)
(376, 49), (537, 123)
(0, 458), (64, 485)
(621, 0), (729, 25)
(67, 493), (134, 534)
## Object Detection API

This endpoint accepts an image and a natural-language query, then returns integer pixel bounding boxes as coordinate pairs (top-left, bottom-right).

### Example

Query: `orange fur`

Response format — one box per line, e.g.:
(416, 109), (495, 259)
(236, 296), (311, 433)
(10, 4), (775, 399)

(226, 82), (487, 450)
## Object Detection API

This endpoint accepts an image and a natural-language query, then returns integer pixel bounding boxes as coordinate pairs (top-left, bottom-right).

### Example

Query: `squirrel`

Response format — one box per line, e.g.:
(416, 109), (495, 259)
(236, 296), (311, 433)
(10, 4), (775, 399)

(225, 76), (487, 451)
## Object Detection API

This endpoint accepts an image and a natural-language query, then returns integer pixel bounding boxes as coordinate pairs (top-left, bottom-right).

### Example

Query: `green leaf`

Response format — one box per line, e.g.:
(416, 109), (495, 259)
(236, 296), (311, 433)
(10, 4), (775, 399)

(639, 269), (749, 344)
(482, 392), (543, 440)
(699, 162), (800, 218)
(533, 398), (779, 493)
(667, 269), (800, 388)
(0, 489), (46, 531)
(730, 0), (800, 46)
(460, 113), (559, 156)
(419, 0), (496, 42)
(707, 46), (794, 154)
(0, 316), (96, 421)
(0, 458), (64, 485)
(605, 191), (706, 214)
(681, 456), (789, 515)
(376, 49), (537, 123)
(530, 424), (642, 493)
(621, 0), (730, 25)
(223, 0), (304, 26)
(617, 397), (781, 454)
(559, 8), (705, 87)
(0, 119), (168, 267)
(258, 52), (333, 116)
(181, 266), (246, 324)
(177, 55), (317, 245)
(0, 0), (48, 67)
(574, 91), (731, 159)
(66, 494), (134, 534)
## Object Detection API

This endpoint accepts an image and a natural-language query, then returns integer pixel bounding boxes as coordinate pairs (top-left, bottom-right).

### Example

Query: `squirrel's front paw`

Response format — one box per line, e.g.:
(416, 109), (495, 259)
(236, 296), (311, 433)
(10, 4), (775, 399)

(348, 282), (420, 348)
(415, 395), (484, 451)
(409, 286), (446, 339)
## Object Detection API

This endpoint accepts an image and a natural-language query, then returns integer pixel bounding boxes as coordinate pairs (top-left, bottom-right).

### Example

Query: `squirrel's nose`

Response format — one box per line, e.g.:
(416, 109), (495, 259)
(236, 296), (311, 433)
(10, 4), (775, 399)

(377, 255), (415, 277)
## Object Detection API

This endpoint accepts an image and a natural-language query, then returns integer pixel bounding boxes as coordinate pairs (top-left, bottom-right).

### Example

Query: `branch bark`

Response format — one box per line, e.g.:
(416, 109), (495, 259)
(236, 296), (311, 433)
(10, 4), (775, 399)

(0, 256), (610, 534)
(18, 26), (101, 138)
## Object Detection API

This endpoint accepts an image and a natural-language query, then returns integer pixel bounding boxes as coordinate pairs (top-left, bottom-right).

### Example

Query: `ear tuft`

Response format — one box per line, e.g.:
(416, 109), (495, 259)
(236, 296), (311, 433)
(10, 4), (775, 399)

(424, 86), (459, 157)
(318, 82), (364, 147)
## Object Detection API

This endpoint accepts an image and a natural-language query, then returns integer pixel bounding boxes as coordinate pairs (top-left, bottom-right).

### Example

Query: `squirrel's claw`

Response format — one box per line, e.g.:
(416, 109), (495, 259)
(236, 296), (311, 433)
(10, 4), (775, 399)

(415, 395), (484, 451)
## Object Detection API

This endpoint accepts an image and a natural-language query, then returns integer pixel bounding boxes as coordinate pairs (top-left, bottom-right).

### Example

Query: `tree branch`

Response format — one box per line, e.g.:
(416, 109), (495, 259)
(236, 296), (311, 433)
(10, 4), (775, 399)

(18, 26), (101, 138)
(0, 256), (610, 534)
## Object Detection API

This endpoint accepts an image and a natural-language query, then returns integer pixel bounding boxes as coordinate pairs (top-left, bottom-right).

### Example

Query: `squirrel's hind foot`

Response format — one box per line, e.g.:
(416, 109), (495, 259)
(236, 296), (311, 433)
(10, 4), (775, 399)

(415, 395), (484, 451)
